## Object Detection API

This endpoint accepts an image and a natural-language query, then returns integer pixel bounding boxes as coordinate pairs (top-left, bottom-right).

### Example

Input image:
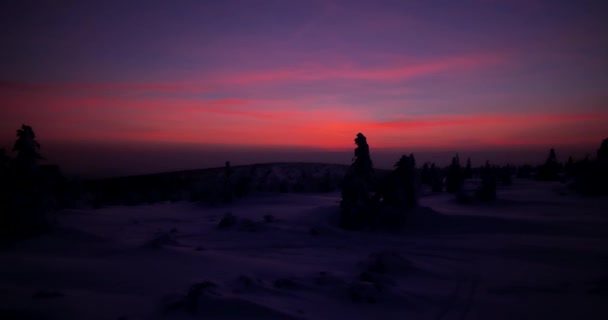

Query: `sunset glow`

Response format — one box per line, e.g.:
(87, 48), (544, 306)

(1, 0), (607, 174)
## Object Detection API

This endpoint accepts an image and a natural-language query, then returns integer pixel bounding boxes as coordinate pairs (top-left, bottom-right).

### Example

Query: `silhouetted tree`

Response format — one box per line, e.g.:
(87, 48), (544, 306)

(572, 138), (608, 195)
(537, 148), (560, 181)
(378, 154), (417, 208)
(476, 161), (497, 201)
(464, 157), (473, 179)
(396, 153), (417, 207)
(340, 133), (374, 230)
(352, 133), (373, 182)
(446, 155), (463, 193)
(12, 124), (44, 175)
(2, 125), (54, 238)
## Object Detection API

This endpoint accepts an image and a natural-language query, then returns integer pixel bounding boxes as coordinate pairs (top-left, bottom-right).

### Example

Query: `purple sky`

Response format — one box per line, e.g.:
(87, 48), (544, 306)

(1, 0), (607, 176)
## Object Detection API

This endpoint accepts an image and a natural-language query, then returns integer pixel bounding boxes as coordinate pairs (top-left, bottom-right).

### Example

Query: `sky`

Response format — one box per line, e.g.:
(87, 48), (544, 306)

(1, 0), (607, 177)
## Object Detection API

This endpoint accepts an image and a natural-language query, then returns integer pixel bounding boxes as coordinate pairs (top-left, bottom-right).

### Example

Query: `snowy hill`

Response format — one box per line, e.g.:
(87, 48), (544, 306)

(1, 179), (607, 319)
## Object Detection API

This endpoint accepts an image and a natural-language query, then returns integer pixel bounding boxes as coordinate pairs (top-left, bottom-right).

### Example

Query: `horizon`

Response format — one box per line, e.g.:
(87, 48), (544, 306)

(0, 137), (600, 178)
(1, 0), (607, 177)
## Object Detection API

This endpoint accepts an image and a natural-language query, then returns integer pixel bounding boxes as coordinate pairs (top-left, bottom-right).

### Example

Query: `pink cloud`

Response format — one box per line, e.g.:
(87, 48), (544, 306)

(217, 53), (507, 85)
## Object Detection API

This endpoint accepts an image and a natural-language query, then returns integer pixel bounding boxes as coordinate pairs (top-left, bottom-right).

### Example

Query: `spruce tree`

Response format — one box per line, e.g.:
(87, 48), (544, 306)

(538, 148), (559, 181)
(340, 133), (374, 229)
(446, 155), (463, 193)
(392, 154), (417, 207)
(13, 124), (44, 175)
(2, 125), (51, 237)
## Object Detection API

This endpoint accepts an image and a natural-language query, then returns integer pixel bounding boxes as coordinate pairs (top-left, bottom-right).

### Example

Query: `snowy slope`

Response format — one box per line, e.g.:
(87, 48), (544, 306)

(1, 180), (607, 319)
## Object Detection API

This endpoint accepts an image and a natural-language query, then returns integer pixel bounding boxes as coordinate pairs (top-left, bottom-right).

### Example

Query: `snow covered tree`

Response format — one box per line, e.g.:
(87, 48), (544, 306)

(340, 133), (374, 230)
(390, 154), (417, 207)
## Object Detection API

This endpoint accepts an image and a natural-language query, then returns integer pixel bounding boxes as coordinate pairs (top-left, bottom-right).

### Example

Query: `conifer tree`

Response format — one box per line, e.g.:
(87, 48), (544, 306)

(391, 154), (417, 207)
(340, 133), (374, 229)
(538, 148), (559, 181)
(446, 155), (463, 193)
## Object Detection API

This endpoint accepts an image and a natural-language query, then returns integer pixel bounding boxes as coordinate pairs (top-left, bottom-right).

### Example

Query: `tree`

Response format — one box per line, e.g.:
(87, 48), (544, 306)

(13, 124), (44, 161)
(538, 148), (560, 181)
(476, 161), (497, 201)
(2, 125), (52, 238)
(446, 155), (463, 193)
(378, 154), (417, 208)
(13, 124), (44, 173)
(464, 157), (473, 179)
(391, 154), (417, 207)
(352, 133), (373, 182)
(573, 138), (608, 195)
(340, 133), (374, 230)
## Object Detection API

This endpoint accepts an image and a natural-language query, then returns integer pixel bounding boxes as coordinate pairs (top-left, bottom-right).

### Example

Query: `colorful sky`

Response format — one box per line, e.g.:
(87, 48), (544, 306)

(1, 0), (607, 175)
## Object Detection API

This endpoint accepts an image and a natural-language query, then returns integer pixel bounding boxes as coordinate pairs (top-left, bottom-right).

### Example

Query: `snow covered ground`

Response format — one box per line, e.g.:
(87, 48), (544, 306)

(1, 179), (607, 319)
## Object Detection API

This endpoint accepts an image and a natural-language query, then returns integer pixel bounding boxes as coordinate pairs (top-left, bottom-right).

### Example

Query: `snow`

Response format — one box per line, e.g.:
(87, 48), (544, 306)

(1, 180), (607, 319)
